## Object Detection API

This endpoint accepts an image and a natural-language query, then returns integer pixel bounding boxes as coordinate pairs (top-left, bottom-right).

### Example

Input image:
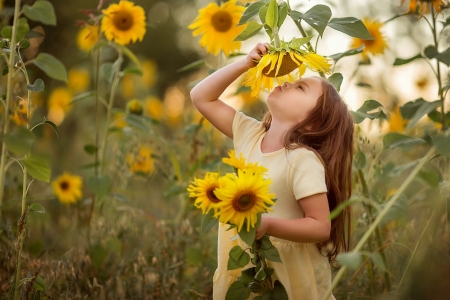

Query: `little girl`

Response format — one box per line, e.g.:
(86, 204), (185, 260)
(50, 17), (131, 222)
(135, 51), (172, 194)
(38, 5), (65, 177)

(190, 43), (354, 300)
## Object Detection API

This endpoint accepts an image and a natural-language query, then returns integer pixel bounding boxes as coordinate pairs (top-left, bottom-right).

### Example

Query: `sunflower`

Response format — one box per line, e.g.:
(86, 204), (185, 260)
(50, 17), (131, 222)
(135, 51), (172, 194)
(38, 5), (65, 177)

(144, 96), (164, 120)
(68, 68), (91, 93)
(10, 99), (33, 126)
(101, 0), (146, 45)
(127, 145), (155, 175)
(112, 112), (127, 129)
(188, 0), (245, 56)
(77, 25), (99, 52)
(52, 173), (83, 205)
(401, 0), (449, 15)
(47, 87), (73, 113)
(214, 170), (275, 232)
(223, 150), (268, 175)
(243, 41), (331, 97)
(350, 18), (387, 60)
(188, 172), (223, 214)
(388, 105), (407, 132)
(126, 99), (143, 115)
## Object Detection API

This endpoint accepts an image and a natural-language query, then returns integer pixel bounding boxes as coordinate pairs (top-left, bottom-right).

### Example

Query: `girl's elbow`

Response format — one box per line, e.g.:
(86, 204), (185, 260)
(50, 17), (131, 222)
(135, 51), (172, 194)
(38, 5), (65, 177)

(318, 222), (331, 242)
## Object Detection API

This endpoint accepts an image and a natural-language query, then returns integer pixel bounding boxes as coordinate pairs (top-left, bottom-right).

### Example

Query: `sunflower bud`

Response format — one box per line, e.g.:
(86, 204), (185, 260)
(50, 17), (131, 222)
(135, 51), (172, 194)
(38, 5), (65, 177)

(126, 99), (143, 115)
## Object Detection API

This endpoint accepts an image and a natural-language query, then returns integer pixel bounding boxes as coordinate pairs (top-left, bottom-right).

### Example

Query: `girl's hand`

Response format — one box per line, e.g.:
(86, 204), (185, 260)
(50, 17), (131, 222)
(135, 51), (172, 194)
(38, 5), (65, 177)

(255, 216), (272, 240)
(244, 43), (270, 69)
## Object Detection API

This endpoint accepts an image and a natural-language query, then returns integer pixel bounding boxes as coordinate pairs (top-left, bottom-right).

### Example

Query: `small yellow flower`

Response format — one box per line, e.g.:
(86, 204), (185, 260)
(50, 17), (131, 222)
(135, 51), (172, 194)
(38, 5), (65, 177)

(142, 60), (157, 87)
(68, 68), (91, 93)
(388, 106), (407, 132)
(223, 150), (268, 175)
(101, 0), (146, 45)
(187, 172), (223, 214)
(77, 25), (99, 52)
(52, 173), (83, 205)
(188, 0), (245, 56)
(10, 99), (33, 126)
(350, 18), (388, 60)
(127, 145), (155, 175)
(126, 99), (143, 115)
(144, 96), (164, 120)
(47, 87), (73, 113)
(401, 0), (448, 15)
(214, 170), (275, 232)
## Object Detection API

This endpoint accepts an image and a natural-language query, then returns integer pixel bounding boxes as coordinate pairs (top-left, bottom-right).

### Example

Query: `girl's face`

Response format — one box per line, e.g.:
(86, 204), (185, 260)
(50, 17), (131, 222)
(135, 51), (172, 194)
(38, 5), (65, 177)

(266, 77), (323, 125)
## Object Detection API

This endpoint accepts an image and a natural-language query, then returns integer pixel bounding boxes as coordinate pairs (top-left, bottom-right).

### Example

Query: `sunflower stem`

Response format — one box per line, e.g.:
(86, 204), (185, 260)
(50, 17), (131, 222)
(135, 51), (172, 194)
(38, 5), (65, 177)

(0, 0), (22, 221)
(323, 147), (435, 299)
(273, 27), (281, 49)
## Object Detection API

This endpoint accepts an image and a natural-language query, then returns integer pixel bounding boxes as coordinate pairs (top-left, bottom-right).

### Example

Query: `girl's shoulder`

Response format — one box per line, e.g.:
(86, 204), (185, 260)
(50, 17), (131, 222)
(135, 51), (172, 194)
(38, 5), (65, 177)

(286, 146), (325, 168)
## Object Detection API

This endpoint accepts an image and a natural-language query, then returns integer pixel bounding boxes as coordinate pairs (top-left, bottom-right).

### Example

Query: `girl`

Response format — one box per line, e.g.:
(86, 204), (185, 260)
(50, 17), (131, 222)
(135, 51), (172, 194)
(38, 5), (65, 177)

(190, 43), (354, 300)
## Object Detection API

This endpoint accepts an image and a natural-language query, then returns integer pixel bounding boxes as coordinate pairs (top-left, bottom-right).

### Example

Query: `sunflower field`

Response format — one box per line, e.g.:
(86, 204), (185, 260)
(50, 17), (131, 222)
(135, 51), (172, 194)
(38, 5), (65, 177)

(0, 0), (450, 299)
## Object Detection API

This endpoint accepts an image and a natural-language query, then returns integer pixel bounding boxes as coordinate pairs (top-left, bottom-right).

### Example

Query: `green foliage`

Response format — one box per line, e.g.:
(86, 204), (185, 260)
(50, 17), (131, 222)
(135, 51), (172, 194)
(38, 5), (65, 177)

(225, 281), (251, 300)
(33, 53), (68, 82)
(433, 131), (450, 156)
(3, 127), (35, 155)
(22, 156), (51, 182)
(237, 224), (256, 246)
(238, 1), (268, 26)
(23, 0), (57, 26)
(1, 18), (30, 41)
(234, 21), (264, 42)
(337, 252), (363, 270)
(328, 72), (343, 92)
(351, 100), (387, 124)
(29, 203), (46, 214)
(328, 17), (374, 39)
(393, 53), (423, 66)
(87, 175), (111, 198)
(294, 5), (332, 37)
(201, 210), (218, 234)
(228, 246), (251, 270)
(27, 78), (45, 92)
(265, 0), (279, 30)
(383, 133), (426, 149)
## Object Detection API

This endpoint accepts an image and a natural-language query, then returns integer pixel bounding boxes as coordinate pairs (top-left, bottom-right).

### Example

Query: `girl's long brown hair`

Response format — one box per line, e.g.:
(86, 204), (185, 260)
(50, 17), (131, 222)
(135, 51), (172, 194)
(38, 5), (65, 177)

(262, 78), (354, 262)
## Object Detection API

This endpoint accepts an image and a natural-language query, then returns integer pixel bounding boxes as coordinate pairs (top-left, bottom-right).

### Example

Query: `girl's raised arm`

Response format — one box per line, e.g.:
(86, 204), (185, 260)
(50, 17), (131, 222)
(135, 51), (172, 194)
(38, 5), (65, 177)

(190, 43), (269, 138)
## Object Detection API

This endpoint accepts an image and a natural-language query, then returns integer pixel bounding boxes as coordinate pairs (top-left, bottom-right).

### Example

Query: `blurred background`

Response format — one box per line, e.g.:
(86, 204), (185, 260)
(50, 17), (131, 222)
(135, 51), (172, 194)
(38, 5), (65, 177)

(0, 0), (449, 299)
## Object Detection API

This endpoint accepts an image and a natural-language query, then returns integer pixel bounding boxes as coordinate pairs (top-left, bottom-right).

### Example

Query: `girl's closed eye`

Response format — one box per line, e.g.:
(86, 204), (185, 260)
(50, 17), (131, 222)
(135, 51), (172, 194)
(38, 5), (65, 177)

(297, 84), (304, 91)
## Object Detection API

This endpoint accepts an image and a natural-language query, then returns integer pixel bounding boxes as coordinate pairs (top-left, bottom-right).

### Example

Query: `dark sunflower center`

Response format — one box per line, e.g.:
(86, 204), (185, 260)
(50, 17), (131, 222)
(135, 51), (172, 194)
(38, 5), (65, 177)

(262, 53), (301, 77)
(207, 188), (221, 203)
(211, 11), (233, 32)
(60, 181), (69, 191)
(233, 193), (255, 212)
(112, 10), (134, 31)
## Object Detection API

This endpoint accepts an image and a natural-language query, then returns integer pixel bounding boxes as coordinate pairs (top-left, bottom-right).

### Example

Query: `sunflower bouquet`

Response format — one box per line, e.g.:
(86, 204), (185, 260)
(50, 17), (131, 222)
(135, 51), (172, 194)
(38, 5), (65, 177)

(188, 150), (288, 299)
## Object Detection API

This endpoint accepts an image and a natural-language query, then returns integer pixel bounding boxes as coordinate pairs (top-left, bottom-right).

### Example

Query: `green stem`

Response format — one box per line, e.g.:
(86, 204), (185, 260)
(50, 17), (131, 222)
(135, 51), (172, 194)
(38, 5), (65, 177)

(430, 5), (446, 131)
(357, 169), (392, 291)
(0, 0), (22, 221)
(14, 164), (27, 300)
(323, 147), (435, 299)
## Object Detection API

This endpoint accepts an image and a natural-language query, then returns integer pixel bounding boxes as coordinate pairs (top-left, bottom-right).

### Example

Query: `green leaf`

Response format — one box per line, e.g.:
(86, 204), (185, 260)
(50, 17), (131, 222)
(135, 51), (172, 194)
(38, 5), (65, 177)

(351, 100), (386, 124)
(19, 39), (30, 49)
(393, 53), (423, 66)
(228, 246), (251, 270)
(405, 100), (441, 130)
(328, 17), (374, 39)
(289, 10), (302, 21)
(329, 46), (364, 63)
(2, 66), (8, 76)
(29, 203), (45, 213)
(27, 78), (45, 92)
(177, 60), (207, 73)
(400, 98), (426, 119)
(419, 169), (440, 188)
(100, 62), (114, 83)
(30, 120), (59, 137)
(241, 267), (257, 284)
(265, 0), (279, 30)
(435, 47), (450, 66)
(383, 133), (426, 149)
(424, 45), (438, 59)
(225, 281), (251, 300)
(337, 252), (362, 270)
(254, 266), (267, 281)
(434, 132), (450, 156)
(1, 26), (12, 39)
(259, 6), (269, 24)
(427, 110), (450, 126)
(328, 73), (343, 92)
(125, 114), (148, 131)
(237, 225), (256, 246)
(112, 193), (129, 203)
(201, 209), (218, 234)
(23, 1), (57, 26)
(122, 67), (143, 76)
(33, 276), (46, 291)
(238, 1), (267, 26)
(300, 5), (332, 37)
(370, 253), (387, 272)
(89, 244), (107, 269)
(33, 53), (68, 82)
(248, 281), (264, 293)
(70, 91), (95, 104)
(277, 1), (288, 29)
(259, 245), (282, 263)
(3, 127), (35, 155)
(22, 156), (51, 182)
(87, 175), (111, 198)
(1, 18), (30, 41)
(288, 36), (314, 49)
(114, 43), (141, 67)
(84, 144), (97, 155)
(353, 150), (366, 170)
(382, 194), (408, 225)
(234, 21), (264, 42)
(269, 280), (289, 299)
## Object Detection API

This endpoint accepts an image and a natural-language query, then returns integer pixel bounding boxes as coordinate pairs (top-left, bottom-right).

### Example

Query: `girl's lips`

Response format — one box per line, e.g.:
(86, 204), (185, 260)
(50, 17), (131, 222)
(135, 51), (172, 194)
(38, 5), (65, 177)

(276, 86), (282, 91)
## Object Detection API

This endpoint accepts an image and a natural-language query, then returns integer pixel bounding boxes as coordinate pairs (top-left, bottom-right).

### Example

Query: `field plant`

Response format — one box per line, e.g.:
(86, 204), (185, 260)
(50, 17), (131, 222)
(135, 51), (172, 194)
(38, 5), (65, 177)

(0, 0), (448, 299)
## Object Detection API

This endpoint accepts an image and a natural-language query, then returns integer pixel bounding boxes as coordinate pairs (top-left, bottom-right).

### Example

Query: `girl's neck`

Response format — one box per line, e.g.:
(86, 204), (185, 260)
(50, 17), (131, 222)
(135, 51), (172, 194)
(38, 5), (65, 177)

(261, 120), (292, 153)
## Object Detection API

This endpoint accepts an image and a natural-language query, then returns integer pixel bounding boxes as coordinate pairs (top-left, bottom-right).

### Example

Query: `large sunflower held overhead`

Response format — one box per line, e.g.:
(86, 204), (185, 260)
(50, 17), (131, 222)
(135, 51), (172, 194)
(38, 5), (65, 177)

(187, 172), (223, 214)
(351, 18), (387, 60)
(52, 173), (83, 205)
(214, 170), (275, 232)
(101, 0), (146, 45)
(401, 0), (449, 15)
(188, 0), (245, 56)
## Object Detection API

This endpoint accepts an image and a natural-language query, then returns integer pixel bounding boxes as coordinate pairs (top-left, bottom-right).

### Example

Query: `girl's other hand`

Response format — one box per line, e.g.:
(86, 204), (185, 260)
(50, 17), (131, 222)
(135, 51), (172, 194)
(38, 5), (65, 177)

(255, 216), (271, 240)
(245, 43), (270, 69)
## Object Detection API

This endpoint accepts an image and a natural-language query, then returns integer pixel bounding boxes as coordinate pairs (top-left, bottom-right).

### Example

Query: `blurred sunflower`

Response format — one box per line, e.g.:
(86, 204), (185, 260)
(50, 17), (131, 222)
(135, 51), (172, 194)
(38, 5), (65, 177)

(127, 145), (155, 175)
(187, 172), (223, 214)
(401, 0), (449, 15)
(47, 88), (73, 125)
(388, 105), (407, 132)
(350, 18), (387, 60)
(141, 60), (157, 87)
(214, 170), (275, 232)
(101, 0), (146, 45)
(126, 99), (143, 115)
(77, 25), (99, 52)
(243, 40), (331, 96)
(68, 68), (90, 93)
(144, 96), (164, 120)
(52, 173), (83, 205)
(188, 0), (245, 56)
(112, 112), (127, 129)
(10, 99), (33, 126)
